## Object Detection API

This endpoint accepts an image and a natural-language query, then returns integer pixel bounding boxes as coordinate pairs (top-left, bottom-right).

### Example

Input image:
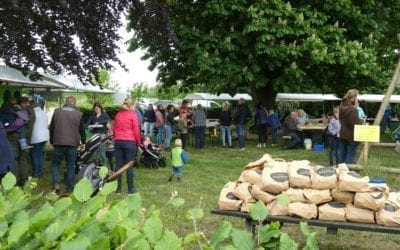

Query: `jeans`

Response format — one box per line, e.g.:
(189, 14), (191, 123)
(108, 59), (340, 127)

(328, 135), (340, 166)
(257, 124), (268, 144)
(106, 150), (114, 170)
(51, 145), (78, 192)
(271, 128), (278, 144)
(156, 126), (164, 145)
(164, 124), (172, 149)
(172, 166), (183, 177)
(7, 132), (29, 186)
(194, 126), (206, 149)
(144, 122), (155, 137)
(338, 138), (359, 164)
(114, 140), (137, 193)
(180, 132), (188, 149)
(236, 124), (246, 148)
(220, 125), (232, 146)
(30, 141), (46, 178)
(285, 132), (301, 149)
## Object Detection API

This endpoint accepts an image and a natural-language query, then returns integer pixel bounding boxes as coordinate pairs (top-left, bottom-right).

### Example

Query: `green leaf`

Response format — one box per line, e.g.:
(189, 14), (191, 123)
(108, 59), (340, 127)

(98, 166), (109, 178)
(100, 181), (118, 196)
(171, 197), (185, 208)
(53, 197), (72, 215)
(45, 192), (59, 202)
(60, 235), (91, 250)
(303, 232), (319, 250)
(124, 230), (150, 250)
(1, 172), (16, 190)
(0, 219), (8, 238)
(210, 221), (232, 247)
(300, 222), (311, 237)
(81, 223), (104, 243)
(185, 208), (204, 220)
(231, 229), (254, 250)
(73, 178), (93, 202)
(279, 233), (298, 250)
(81, 195), (106, 215)
(276, 194), (290, 205)
(8, 211), (29, 246)
(154, 230), (182, 250)
(250, 201), (268, 221)
(143, 214), (163, 244)
(183, 232), (201, 244)
(125, 192), (142, 210)
(90, 237), (110, 250)
(44, 217), (69, 241)
(30, 203), (55, 230)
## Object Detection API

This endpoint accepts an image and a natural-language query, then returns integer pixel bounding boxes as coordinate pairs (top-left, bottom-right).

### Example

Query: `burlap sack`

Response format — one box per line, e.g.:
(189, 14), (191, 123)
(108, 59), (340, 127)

(331, 189), (355, 205)
(311, 165), (337, 190)
(303, 189), (332, 204)
(354, 191), (386, 212)
(238, 168), (263, 186)
(241, 201), (256, 213)
(288, 161), (311, 188)
(267, 200), (289, 216)
(387, 191), (400, 208)
(233, 182), (256, 202)
(288, 202), (318, 219)
(338, 171), (370, 192)
(218, 182), (243, 211)
(243, 153), (273, 170)
(345, 205), (375, 224)
(283, 188), (307, 203)
(250, 184), (276, 204)
(318, 202), (346, 221)
(261, 161), (289, 194)
(376, 202), (400, 227)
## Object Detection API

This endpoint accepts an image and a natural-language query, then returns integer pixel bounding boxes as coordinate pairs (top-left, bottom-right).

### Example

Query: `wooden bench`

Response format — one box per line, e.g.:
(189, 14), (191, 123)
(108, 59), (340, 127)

(211, 207), (400, 235)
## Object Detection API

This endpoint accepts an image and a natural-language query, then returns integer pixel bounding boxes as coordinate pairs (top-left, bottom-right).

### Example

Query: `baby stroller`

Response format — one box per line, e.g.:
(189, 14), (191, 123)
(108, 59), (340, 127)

(75, 133), (135, 196)
(139, 144), (167, 168)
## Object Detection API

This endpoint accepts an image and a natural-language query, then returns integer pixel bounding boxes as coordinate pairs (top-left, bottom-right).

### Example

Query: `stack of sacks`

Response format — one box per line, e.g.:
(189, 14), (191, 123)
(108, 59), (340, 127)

(217, 156), (399, 226)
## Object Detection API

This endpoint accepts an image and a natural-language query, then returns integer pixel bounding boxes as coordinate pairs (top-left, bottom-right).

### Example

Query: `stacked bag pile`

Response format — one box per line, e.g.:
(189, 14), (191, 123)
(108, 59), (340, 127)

(218, 154), (400, 227)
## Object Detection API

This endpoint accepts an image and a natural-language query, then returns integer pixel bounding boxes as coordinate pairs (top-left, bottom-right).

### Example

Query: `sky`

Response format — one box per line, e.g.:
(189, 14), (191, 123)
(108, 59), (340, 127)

(110, 21), (159, 92)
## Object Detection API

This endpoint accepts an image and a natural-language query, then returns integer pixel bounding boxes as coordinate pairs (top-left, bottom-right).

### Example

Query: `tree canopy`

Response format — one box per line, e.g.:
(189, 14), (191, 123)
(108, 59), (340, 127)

(0, 0), (128, 82)
(127, 0), (400, 107)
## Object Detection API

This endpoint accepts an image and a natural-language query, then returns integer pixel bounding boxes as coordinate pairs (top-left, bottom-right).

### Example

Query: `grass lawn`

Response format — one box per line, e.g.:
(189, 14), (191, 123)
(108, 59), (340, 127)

(31, 133), (400, 249)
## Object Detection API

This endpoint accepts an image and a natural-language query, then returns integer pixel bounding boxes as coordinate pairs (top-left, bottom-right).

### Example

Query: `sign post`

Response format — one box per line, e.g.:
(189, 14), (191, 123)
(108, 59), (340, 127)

(354, 125), (380, 164)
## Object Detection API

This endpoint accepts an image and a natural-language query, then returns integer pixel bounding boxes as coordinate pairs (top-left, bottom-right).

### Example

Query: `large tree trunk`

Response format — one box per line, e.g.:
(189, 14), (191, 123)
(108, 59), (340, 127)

(251, 83), (277, 109)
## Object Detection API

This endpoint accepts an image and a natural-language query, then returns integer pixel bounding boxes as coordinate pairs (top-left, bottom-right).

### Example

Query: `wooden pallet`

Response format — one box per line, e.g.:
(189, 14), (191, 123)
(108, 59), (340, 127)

(211, 207), (400, 234)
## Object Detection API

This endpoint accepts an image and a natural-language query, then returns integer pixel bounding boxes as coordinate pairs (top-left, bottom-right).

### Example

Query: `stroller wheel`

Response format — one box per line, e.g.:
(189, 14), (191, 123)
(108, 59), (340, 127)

(151, 161), (159, 169)
(159, 158), (166, 168)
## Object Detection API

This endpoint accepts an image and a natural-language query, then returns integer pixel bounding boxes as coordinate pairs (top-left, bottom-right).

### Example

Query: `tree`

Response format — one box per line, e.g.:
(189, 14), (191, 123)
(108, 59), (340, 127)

(86, 69), (119, 107)
(127, 1), (400, 108)
(0, 0), (128, 83)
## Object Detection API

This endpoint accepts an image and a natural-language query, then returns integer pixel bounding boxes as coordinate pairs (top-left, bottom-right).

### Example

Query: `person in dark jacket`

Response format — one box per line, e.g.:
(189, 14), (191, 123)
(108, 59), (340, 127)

(0, 121), (15, 181)
(234, 98), (251, 150)
(219, 104), (232, 147)
(338, 89), (363, 164)
(267, 109), (281, 146)
(87, 102), (110, 166)
(143, 104), (156, 138)
(49, 96), (86, 194)
(282, 111), (301, 150)
(255, 103), (269, 148)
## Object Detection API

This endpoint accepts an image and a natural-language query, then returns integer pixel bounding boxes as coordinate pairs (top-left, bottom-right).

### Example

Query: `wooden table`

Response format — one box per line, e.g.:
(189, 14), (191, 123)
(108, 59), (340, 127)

(211, 207), (400, 235)
(297, 125), (327, 131)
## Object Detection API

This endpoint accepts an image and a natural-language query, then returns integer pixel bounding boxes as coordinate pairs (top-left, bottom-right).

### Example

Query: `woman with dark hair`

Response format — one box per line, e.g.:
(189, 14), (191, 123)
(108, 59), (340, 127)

(255, 103), (269, 147)
(87, 102), (110, 165)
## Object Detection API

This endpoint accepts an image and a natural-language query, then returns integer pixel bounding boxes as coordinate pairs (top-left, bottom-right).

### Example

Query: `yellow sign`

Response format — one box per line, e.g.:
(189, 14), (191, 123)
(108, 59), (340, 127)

(354, 125), (380, 142)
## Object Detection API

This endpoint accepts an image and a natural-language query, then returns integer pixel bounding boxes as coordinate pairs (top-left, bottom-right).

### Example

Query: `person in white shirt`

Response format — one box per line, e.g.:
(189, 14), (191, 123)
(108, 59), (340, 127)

(30, 95), (49, 178)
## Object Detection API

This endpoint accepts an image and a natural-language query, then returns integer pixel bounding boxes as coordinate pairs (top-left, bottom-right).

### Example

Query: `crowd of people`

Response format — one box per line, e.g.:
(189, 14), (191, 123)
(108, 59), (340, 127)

(0, 90), (395, 193)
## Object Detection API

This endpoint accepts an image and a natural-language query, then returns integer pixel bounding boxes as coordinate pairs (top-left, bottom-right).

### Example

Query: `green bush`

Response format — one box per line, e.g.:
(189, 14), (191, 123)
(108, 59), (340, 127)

(0, 172), (318, 249)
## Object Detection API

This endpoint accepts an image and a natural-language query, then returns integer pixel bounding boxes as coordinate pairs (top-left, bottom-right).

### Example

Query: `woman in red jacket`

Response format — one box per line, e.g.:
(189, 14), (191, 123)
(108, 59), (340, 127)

(113, 98), (141, 194)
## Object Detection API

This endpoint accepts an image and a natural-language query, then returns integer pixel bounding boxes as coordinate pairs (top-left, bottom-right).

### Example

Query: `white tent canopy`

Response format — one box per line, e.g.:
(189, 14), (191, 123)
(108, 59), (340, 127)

(358, 94), (400, 103)
(275, 93), (341, 102)
(0, 66), (65, 89)
(184, 92), (252, 101)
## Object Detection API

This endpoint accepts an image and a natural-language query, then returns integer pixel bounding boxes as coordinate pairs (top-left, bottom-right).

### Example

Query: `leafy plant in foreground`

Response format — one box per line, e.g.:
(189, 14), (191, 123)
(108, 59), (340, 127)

(0, 173), (318, 249)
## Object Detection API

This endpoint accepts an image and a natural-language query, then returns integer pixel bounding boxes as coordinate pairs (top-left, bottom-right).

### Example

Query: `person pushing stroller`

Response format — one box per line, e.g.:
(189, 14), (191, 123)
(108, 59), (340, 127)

(168, 139), (189, 182)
